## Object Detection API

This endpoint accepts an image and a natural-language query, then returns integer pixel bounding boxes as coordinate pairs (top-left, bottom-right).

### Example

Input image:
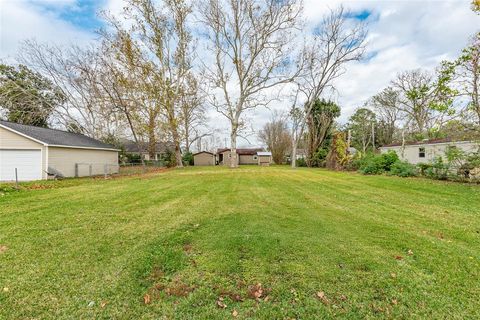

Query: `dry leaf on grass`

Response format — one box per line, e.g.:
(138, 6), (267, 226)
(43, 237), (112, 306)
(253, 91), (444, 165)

(391, 299), (398, 305)
(100, 301), (108, 308)
(232, 309), (239, 317)
(390, 272), (397, 278)
(216, 297), (227, 309)
(394, 255), (403, 260)
(0, 245), (7, 254)
(407, 249), (413, 255)
(247, 283), (264, 300)
(143, 294), (151, 305)
(316, 291), (329, 304)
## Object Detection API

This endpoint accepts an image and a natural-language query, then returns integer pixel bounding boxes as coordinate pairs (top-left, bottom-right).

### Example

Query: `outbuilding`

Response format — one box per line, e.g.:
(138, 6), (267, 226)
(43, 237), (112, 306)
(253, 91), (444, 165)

(0, 120), (119, 181)
(257, 151), (272, 166)
(193, 151), (215, 166)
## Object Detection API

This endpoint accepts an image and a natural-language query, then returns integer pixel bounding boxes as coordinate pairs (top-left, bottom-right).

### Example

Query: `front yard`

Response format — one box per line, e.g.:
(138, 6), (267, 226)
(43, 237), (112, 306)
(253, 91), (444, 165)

(0, 166), (479, 319)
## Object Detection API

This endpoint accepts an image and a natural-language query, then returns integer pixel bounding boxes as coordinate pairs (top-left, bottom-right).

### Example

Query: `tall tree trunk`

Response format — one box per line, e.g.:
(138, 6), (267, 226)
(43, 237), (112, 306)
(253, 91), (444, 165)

(230, 131), (238, 168)
(148, 113), (156, 160)
(291, 138), (297, 168)
(171, 126), (183, 168)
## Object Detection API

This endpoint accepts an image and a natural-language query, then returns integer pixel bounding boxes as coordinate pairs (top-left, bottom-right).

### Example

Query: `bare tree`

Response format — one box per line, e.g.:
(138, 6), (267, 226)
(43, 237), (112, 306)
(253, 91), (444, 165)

(391, 69), (457, 138)
(290, 6), (367, 168)
(180, 74), (209, 153)
(102, 0), (196, 167)
(370, 87), (402, 145)
(18, 40), (119, 139)
(258, 112), (291, 164)
(199, 0), (303, 167)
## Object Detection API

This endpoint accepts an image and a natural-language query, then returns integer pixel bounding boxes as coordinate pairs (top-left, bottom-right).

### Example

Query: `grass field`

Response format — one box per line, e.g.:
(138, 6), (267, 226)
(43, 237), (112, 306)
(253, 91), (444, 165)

(1, 166), (479, 319)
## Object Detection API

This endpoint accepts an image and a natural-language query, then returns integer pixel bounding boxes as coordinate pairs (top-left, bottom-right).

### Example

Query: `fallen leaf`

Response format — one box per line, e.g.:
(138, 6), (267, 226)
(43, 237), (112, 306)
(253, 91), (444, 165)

(143, 294), (151, 305)
(339, 294), (347, 301)
(232, 309), (239, 317)
(391, 299), (398, 305)
(316, 291), (329, 304)
(248, 283), (264, 300)
(0, 245), (7, 254)
(390, 272), (397, 278)
(100, 301), (108, 308)
(407, 249), (413, 256)
(216, 298), (227, 309)
(394, 255), (403, 260)
(3, 287), (9, 292)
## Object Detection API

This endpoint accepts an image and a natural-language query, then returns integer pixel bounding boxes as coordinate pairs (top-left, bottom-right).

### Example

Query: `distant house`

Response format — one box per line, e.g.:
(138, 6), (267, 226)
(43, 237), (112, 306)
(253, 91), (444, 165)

(121, 139), (176, 161)
(295, 149), (307, 159)
(379, 138), (479, 164)
(0, 120), (119, 181)
(257, 151), (272, 166)
(216, 148), (264, 166)
(193, 151), (215, 166)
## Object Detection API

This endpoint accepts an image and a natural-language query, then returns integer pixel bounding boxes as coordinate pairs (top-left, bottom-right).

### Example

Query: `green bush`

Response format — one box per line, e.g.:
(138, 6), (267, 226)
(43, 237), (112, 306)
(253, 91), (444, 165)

(296, 157), (307, 167)
(161, 149), (177, 168)
(358, 151), (399, 175)
(182, 152), (194, 166)
(381, 151), (399, 171)
(424, 157), (449, 180)
(389, 161), (418, 177)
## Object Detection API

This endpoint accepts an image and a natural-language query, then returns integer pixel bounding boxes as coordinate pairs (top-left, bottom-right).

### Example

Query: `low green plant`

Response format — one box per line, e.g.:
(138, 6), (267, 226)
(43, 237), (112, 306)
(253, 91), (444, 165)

(389, 161), (418, 177)
(182, 152), (194, 166)
(358, 151), (399, 175)
(424, 157), (450, 180)
(296, 157), (307, 167)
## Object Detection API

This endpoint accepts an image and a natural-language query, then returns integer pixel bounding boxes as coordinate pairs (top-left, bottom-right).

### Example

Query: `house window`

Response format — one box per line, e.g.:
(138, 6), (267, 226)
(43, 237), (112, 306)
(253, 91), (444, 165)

(419, 147), (426, 158)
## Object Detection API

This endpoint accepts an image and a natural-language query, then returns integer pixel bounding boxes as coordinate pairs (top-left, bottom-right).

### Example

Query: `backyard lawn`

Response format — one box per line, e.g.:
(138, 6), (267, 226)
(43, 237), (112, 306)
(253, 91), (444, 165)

(0, 166), (479, 319)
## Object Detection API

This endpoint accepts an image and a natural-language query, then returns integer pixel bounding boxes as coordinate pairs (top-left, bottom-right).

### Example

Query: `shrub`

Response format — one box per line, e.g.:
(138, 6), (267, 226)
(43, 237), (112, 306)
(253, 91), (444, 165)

(161, 149), (177, 168)
(182, 152), (194, 166)
(424, 157), (449, 180)
(381, 151), (399, 171)
(389, 161), (418, 177)
(358, 155), (385, 175)
(357, 151), (399, 175)
(296, 157), (307, 167)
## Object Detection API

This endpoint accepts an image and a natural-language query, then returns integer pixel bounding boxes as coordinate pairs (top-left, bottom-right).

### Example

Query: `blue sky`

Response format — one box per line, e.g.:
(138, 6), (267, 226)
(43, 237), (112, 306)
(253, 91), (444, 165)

(0, 0), (479, 146)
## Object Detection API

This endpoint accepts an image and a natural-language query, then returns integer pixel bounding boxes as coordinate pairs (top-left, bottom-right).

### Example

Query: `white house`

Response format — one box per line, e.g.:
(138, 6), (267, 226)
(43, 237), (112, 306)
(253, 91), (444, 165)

(0, 120), (119, 181)
(379, 139), (479, 164)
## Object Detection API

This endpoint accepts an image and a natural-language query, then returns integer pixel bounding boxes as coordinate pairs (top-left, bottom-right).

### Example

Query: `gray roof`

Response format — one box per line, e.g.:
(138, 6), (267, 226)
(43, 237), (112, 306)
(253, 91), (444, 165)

(0, 120), (118, 150)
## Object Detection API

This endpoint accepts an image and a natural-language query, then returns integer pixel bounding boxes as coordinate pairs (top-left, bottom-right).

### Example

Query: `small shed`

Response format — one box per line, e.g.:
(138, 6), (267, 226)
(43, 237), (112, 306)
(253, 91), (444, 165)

(193, 151), (215, 166)
(257, 151), (272, 166)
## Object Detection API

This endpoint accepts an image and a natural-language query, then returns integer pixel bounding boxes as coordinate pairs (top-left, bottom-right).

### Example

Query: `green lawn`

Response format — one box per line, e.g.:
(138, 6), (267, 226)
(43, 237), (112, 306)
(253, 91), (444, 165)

(1, 166), (479, 319)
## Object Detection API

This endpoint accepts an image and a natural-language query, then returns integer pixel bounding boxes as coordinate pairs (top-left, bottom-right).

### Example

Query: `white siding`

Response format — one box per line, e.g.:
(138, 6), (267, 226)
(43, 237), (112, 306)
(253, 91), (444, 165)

(380, 141), (479, 164)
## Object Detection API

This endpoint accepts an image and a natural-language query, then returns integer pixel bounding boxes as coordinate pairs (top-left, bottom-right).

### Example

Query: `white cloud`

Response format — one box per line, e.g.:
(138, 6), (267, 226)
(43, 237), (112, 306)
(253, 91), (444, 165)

(0, 0), (95, 62)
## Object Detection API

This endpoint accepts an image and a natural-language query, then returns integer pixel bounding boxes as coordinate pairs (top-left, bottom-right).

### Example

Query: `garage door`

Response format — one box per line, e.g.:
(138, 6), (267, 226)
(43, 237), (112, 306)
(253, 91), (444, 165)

(0, 149), (42, 181)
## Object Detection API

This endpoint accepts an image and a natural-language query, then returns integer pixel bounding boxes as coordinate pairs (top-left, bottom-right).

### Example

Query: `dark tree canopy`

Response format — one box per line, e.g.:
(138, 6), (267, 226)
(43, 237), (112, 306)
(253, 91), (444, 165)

(0, 64), (64, 127)
(306, 99), (341, 167)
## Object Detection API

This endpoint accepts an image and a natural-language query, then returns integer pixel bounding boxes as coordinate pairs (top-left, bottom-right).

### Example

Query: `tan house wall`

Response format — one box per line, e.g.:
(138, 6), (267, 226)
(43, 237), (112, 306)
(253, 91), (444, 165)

(48, 147), (119, 177)
(194, 152), (215, 166)
(0, 126), (47, 179)
(380, 141), (479, 164)
(239, 154), (257, 165)
(219, 151), (239, 166)
(258, 155), (272, 166)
